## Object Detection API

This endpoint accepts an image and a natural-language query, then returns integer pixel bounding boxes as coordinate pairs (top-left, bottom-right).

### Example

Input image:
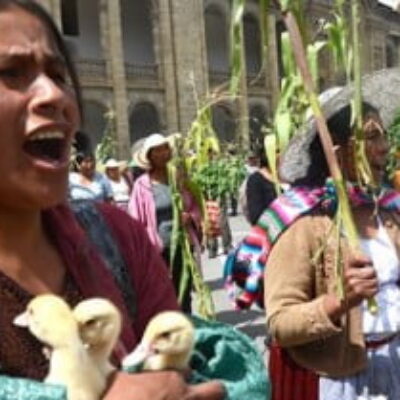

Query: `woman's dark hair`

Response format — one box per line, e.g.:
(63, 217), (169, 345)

(74, 131), (92, 155)
(0, 0), (82, 116)
(72, 151), (95, 172)
(293, 102), (379, 186)
(75, 151), (94, 165)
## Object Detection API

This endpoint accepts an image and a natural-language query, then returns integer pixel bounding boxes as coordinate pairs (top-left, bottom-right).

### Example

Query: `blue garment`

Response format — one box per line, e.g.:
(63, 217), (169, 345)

(68, 172), (113, 201)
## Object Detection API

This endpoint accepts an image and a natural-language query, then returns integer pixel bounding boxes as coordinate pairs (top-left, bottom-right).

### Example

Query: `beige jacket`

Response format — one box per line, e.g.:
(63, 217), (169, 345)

(265, 209), (400, 378)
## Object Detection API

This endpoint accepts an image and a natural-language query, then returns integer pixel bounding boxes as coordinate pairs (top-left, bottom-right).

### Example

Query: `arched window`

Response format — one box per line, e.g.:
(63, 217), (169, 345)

(205, 6), (229, 73)
(249, 105), (267, 150)
(62, 0), (101, 59)
(243, 14), (262, 75)
(61, 0), (79, 36)
(82, 101), (108, 149)
(121, 0), (155, 65)
(129, 103), (161, 143)
(211, 104), (236, 143)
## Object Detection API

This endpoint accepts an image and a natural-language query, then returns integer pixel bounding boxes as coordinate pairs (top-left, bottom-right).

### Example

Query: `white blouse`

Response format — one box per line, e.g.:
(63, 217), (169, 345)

(360, 218), (400, 339)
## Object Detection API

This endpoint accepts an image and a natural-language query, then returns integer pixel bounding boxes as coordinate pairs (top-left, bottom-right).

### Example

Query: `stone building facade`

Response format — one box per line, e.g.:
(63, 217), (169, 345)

(38, 0), (400, 158)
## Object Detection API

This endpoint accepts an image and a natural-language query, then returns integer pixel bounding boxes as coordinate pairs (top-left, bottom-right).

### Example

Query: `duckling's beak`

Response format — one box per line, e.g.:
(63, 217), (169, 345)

(13, 311), (30, 327)
(122, 341), (153, 371)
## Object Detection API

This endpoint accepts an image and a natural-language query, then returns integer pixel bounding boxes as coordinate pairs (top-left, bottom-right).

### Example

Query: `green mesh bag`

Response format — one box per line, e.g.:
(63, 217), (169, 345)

(0, 376), (66, 400)
(189, 316), (270, 400)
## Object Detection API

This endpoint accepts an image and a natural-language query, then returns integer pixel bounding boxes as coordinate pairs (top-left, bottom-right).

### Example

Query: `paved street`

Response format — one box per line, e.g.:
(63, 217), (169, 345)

(197, 213), (268, 356)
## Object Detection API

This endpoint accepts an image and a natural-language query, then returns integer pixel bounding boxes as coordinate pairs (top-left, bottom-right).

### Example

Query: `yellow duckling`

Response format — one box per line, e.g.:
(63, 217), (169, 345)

(73, 298), (122, 378)
(14, 294), (106, 400)
(122, 311), (194, 372)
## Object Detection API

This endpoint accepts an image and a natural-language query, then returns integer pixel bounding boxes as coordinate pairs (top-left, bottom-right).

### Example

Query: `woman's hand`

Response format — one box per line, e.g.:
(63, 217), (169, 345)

(103, 371), (225, 400)
(324, 252), (378, 323)
(343, 252), (378, 309)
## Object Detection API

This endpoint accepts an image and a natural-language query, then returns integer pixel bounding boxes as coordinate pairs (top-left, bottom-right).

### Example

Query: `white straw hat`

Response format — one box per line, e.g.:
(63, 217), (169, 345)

(132, 133), (170, 170)
(104, 158), (123, 169)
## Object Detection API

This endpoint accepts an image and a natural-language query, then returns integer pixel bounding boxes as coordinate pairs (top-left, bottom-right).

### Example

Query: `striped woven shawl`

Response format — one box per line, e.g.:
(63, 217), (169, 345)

(223, 181), (400, 310)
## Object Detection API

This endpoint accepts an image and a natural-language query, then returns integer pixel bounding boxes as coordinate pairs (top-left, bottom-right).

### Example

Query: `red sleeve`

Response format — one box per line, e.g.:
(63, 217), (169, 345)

(96, 203), (180, 339)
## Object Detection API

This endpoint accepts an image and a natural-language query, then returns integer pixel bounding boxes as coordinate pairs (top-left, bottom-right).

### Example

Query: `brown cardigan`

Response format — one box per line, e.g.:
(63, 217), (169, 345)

(265, 209), (400, 378)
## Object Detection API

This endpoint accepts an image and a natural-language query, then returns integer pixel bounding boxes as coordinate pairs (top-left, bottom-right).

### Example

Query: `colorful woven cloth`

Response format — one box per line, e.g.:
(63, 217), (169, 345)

(223, 181), (400, 310)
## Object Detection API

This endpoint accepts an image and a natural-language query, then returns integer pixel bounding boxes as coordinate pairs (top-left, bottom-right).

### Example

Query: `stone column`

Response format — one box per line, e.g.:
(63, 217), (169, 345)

(159, 0), (209, 134)
(267, 12), (280, 112)
(105, 0), (130, 159)
(157, 0), (179, 132)
(237, 23), (250, 149)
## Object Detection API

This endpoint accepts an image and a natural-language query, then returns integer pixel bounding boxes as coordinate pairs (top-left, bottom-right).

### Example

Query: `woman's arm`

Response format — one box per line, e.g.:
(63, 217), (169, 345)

(265, 215), (342, 347)
(265, 214), (378, 347)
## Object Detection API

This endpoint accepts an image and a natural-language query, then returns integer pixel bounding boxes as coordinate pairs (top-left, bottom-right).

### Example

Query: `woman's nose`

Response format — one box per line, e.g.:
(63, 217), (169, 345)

(29, 74), (72, 120)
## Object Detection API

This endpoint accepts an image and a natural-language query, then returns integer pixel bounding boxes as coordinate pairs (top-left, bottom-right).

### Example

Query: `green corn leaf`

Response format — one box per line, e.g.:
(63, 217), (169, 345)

(275, 111), (292, 151)
(281, 32), (297, 76)
(229, 0), (246, 95)
(280, 0), (291, 12)
(264, 133), (280, 193)
(307, 40), (326, 90)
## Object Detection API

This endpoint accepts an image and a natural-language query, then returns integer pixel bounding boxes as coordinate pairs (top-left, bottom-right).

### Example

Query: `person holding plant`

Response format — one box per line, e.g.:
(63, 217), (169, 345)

(264, 102), (400, 400)
(0, 2), (225, 399)
(195, 150), (233, 258)
(128, 133), (203, 313)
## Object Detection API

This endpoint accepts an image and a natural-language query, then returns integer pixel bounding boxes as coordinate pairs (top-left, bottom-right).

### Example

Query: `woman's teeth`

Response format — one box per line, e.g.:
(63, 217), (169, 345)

(24, 132), (67, 163)
(27, 131), (65, 141)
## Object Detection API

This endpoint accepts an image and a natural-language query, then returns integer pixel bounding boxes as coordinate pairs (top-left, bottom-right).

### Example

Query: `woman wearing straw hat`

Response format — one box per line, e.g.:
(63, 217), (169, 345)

(128, 133), (202, 313)
(104, 158), (132, 211)
(262, 102), (400, 400)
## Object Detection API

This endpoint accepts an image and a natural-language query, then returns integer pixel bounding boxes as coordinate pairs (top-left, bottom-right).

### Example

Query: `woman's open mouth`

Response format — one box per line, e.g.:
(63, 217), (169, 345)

(23, 131), (68, 165)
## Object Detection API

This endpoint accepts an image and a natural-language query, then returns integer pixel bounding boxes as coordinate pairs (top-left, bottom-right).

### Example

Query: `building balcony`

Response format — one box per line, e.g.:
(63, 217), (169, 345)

(75, 59), (108, 85)
(209, 68), (267, 89)
(247, 71), (267, 88)
(209, 69), (231, 85)
(125, 63), (159, 86)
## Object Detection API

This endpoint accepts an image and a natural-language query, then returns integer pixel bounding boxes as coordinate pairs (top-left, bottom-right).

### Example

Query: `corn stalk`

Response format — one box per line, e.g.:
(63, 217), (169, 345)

(168, 151), (215, 320)
(350, 0), (375, 189)
(324, 1), (352, 81)
(95, 108), (117, 164)
(274, 0), (377, 312)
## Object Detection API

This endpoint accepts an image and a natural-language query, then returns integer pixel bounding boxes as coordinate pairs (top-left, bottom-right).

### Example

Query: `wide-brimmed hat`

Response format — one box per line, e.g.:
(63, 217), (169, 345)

(279, 67), (400, 184)
(104, 158), (123, 169)
(132, 133), (170, 170)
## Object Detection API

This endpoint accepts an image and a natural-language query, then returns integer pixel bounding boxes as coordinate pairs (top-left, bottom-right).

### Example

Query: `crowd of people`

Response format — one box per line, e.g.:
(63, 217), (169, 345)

(2, 1), (400, 400)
